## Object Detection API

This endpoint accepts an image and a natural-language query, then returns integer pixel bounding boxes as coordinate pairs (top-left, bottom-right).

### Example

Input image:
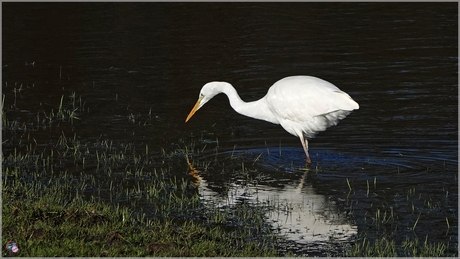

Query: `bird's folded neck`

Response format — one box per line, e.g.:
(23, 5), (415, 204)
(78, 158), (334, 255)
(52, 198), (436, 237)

(221, 84), (279, 124)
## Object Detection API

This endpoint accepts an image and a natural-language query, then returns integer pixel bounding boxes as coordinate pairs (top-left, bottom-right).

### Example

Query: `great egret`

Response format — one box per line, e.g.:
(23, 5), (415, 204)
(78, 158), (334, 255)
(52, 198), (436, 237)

(185, 76), (359, 163)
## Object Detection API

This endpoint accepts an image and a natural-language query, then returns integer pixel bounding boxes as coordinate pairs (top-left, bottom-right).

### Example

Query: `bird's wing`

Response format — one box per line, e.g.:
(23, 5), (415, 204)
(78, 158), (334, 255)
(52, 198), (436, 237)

(265, 76), (358, 124)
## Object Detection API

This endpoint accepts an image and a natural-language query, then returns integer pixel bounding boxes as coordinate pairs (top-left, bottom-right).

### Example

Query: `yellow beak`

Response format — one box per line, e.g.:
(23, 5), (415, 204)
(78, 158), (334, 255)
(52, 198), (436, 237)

(185, 99), (201, 122)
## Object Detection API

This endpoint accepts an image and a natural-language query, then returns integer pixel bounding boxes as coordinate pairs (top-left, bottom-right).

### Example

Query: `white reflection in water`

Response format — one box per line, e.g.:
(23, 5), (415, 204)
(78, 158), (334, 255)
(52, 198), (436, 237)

(193, 169), (357, 244)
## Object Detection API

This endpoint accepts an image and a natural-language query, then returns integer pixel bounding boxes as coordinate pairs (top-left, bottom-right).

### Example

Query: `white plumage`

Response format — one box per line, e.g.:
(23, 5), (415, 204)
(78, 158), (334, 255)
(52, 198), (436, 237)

(186, 75), (359, 163)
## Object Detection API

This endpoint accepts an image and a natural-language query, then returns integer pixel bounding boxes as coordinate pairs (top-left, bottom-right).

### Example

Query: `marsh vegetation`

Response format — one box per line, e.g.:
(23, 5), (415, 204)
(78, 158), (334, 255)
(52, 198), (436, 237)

(2, 3), (457, 257)
(2, 91), (457, 256)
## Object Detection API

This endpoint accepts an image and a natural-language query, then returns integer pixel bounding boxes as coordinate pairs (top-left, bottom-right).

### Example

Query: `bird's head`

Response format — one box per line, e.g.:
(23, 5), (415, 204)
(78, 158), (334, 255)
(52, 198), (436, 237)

(185, 82), (227, 122)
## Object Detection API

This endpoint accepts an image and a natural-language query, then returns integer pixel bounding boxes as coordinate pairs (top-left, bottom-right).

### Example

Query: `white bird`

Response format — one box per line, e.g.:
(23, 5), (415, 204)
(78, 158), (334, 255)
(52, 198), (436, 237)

(185, 76), (359, 164)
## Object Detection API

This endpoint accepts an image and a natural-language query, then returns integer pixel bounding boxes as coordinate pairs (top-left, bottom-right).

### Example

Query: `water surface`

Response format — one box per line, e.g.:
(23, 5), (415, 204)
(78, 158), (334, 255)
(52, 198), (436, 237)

(2, 2), (458, 256)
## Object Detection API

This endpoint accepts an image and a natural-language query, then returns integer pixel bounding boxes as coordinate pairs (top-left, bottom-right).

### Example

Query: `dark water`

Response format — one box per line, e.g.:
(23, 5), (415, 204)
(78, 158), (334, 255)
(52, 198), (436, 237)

(3, 2), (458, 256)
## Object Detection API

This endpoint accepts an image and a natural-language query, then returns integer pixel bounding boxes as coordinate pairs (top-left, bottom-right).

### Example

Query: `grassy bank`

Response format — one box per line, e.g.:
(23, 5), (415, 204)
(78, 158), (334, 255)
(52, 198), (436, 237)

(2, 91), (456, 257)
(1, 92), (280, 256)
(2, 170), (277, 257)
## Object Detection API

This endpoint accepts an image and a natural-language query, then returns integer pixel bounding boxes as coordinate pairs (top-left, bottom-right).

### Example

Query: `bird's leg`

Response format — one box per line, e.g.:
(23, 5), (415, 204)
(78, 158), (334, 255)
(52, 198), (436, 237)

(299, 134), (311, 164)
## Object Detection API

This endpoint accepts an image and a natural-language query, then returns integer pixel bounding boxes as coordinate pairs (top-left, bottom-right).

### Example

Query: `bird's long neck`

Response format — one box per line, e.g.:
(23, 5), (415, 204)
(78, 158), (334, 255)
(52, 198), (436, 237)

(219, 83), (279, 124)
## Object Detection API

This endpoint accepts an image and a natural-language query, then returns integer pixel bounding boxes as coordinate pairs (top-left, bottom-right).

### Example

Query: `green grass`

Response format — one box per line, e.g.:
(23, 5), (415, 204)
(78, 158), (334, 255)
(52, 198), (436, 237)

(344, 236), (450, 257)
(2, 89), (457, 257)
(338, 171), (456, 257)
(2, 93), (279, 257)
(2, 167), (278, 257)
